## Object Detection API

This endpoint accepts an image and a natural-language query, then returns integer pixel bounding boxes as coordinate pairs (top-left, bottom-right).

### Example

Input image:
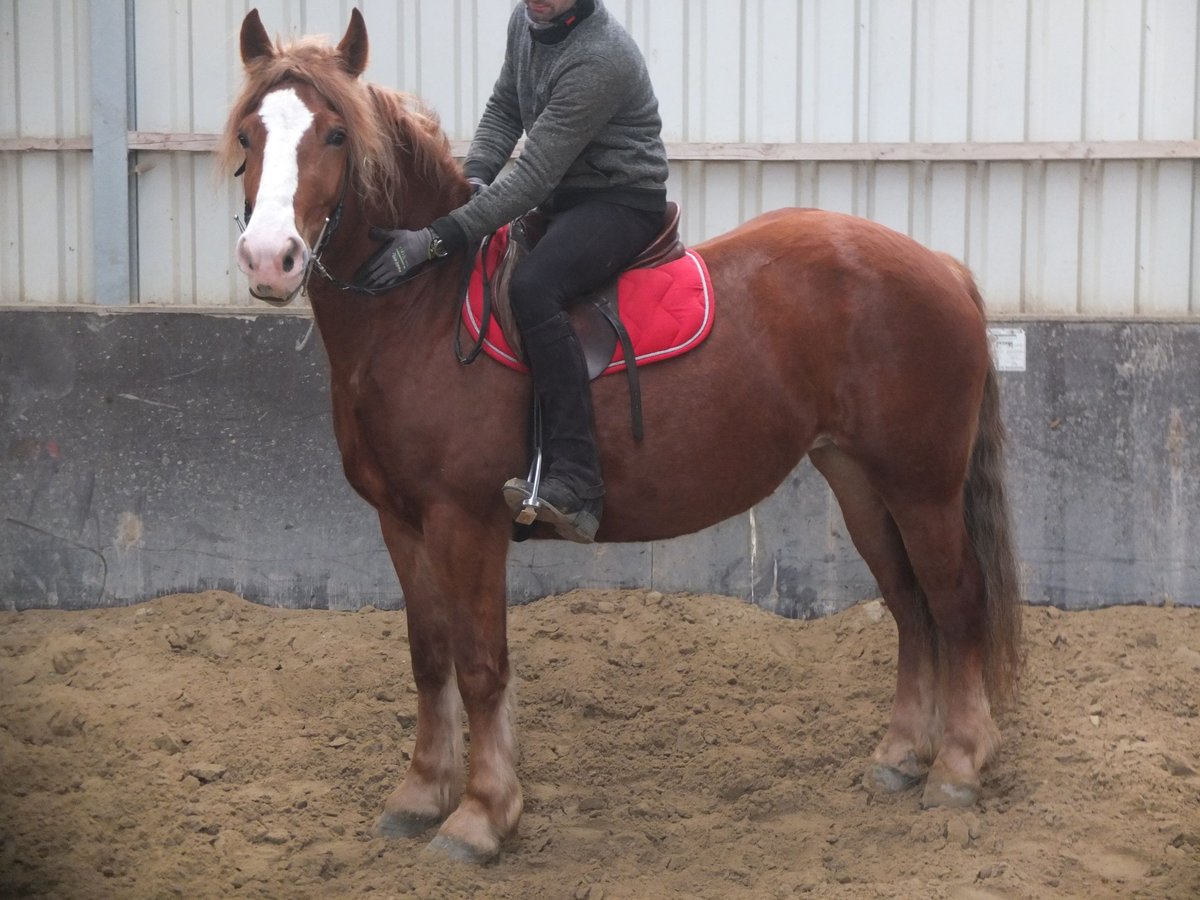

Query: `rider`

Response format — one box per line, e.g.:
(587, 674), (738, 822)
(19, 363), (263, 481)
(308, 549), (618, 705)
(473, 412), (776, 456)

(353, 0), (669, 543)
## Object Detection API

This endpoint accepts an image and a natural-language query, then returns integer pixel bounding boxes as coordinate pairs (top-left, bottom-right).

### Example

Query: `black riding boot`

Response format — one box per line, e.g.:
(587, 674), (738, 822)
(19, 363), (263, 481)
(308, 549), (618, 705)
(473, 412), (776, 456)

(502, 311), (604, 542)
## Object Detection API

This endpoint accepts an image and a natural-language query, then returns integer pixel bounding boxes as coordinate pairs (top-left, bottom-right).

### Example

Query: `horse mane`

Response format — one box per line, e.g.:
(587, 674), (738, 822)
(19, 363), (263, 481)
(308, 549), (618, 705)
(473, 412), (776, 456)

(217, 34), (458, 221)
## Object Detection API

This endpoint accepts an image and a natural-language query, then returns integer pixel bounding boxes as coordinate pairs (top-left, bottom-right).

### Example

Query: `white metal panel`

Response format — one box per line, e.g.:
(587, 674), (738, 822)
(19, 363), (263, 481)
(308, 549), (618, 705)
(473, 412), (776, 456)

(135, 151), (243, 305)
(1142, 0), (1197, 140)
(924, 163), (970, 263)
(801, 1), (858, 142)
(2, 0), (1199, 312)
(135, 1), (190, 133)
(10, 0), (90, 138)
(1080, 160), (1140, 314)
(0, 2), (14, 139)
(747, 0), (801, 143)
(914, 0), (970, 142)
(1, 0), (91, 304)
(3, 152), (93, 304)
(636, 0), (687, 143)
(868, 162), (914, 236)
(975, 163), (1028, 313)
(1027, 0), (1086, 142)
(863, 0), (914, 142)
(1139, 161), (1196, 315)
(1085, 0), (1145, 140)
(1026, 161), (1084, 315)
(686, 0), (744, 142)
(1194, 168), (1200, 311)
(971, 0), (1028, 141)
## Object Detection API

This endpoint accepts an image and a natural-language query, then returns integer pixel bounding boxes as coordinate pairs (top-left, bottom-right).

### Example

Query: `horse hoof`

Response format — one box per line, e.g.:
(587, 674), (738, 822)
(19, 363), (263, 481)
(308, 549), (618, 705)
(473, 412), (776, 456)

(865, 762), (924, 794)
(425, 834), (499, 866)
(373, 810), (444, 839)
(920, 778), (980, 809)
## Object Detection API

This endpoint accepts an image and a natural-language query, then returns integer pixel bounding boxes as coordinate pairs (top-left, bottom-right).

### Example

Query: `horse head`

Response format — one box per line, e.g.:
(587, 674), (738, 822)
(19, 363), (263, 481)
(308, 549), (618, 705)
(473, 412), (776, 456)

(224, 9), (370, 304)
(227, 8), (465, 306)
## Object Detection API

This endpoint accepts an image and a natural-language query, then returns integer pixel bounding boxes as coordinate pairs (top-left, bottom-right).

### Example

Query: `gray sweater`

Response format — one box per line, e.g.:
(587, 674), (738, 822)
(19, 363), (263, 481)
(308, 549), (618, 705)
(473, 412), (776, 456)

(445, 1), (669, 245)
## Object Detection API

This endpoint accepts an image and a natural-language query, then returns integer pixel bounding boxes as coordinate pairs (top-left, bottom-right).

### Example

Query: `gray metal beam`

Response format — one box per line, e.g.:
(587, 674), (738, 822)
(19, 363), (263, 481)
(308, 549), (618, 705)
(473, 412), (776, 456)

(89, 0), (135, 305)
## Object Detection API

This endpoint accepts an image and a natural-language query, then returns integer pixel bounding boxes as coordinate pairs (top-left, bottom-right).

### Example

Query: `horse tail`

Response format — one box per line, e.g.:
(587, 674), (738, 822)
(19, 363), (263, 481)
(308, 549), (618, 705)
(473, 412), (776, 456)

(938, 254), (1024, 707)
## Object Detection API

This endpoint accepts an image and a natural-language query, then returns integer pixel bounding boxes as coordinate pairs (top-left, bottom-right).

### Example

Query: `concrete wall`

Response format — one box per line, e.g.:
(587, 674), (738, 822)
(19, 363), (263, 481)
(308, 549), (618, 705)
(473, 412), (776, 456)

(3, 309), (1196, 613)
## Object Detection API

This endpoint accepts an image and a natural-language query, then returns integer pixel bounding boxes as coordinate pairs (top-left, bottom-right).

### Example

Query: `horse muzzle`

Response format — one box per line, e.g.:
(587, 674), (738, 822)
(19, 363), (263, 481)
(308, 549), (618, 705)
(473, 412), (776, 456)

(237, 231), (311, 305)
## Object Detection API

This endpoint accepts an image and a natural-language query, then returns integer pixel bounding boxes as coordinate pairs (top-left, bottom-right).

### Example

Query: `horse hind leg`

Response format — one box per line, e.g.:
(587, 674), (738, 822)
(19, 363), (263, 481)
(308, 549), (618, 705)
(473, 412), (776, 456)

(809, 447), (941, 793)
(890, 498), (1001, 809)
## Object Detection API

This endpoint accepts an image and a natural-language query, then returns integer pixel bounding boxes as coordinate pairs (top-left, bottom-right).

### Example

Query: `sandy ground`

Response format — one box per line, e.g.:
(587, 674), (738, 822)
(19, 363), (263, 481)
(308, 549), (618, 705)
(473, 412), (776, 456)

(1, 589), (1198, 899)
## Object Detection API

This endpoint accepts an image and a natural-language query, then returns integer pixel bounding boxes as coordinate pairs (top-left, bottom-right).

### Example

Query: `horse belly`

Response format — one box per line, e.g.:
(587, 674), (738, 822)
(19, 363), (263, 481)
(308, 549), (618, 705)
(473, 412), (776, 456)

(593, 326), (821, 543)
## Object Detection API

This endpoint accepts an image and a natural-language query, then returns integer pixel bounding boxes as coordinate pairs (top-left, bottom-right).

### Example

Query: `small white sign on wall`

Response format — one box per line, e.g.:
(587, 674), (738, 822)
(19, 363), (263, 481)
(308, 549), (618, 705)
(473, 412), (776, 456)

(987, 327), (1026, 372)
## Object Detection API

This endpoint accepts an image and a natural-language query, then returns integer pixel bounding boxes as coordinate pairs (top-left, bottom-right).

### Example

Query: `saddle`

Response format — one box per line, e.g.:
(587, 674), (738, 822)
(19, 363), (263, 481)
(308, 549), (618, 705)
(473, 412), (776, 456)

(488, 202), (685, 377)
(473, 202), (684, 443)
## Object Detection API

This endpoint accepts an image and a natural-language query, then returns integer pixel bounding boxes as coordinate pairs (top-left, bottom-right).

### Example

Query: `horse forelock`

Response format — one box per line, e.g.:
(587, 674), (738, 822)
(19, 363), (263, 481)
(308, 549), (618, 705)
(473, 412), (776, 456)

(219, 36), (458, 221)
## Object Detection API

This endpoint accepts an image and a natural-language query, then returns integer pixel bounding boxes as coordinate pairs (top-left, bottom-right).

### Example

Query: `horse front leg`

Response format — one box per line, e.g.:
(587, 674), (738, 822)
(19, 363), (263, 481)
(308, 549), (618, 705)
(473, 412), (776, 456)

(374, 512), (465, 838)
(421, 503), (521, 864)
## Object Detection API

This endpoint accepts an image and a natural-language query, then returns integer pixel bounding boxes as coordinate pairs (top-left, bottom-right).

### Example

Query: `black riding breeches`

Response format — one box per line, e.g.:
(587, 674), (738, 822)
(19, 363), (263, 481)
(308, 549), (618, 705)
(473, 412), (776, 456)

(507, 200), (664, 333)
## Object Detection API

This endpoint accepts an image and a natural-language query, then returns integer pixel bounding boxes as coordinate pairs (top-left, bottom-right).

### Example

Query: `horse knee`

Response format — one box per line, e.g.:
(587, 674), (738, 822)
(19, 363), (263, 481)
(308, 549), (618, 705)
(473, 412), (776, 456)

(455, 659), (509, 708)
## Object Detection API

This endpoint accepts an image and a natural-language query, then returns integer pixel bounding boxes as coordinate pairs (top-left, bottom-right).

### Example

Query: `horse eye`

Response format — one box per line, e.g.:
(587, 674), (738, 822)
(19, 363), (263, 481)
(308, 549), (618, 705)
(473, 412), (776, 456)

(327, 129), (347, 147)
(238, 132), (250, 149)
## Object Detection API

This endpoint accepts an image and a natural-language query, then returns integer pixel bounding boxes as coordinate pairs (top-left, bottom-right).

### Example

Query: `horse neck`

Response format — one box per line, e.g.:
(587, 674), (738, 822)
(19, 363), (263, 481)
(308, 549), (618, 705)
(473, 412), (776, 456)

(306, 164), (467, 377)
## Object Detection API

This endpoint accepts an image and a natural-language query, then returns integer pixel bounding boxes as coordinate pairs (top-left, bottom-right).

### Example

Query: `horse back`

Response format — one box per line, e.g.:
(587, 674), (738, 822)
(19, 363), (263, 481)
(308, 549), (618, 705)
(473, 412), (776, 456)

(696, 207), (987, 362)
(689, 208), (991, 472)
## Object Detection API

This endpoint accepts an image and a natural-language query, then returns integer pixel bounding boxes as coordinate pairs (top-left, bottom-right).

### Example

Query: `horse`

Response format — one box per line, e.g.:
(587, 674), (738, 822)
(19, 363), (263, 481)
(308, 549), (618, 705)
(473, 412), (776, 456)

(222, 9), (1023, 864)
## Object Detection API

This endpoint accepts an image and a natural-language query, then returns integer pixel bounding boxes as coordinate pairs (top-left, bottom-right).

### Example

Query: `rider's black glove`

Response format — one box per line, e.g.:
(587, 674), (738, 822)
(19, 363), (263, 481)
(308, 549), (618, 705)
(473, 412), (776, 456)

(353, 226), (448, 293)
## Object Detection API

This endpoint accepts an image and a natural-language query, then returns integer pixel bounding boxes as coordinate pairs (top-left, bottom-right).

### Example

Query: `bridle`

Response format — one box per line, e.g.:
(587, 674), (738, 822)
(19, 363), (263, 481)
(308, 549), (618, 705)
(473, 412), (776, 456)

(233, 143), (487, 363)
(234, 156), (355, 302)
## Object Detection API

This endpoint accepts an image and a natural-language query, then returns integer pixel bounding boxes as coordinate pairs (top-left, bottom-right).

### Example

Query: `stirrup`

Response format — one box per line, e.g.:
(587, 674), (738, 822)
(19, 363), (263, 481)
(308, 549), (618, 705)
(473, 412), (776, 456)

(511, 400), (545, 526)
(502, 476), (601, 544)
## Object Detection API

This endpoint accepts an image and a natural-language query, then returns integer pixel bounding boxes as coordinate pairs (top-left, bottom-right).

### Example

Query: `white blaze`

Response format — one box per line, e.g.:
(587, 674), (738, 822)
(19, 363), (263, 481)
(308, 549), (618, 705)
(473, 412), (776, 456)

(249, 88), (314, 238)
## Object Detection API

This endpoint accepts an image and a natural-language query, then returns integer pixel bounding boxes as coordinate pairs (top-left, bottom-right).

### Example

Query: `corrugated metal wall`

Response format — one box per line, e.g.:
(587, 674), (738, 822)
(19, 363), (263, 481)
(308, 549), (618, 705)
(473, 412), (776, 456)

(0, 0), (93, 303)
(1, 0), (1197, 312)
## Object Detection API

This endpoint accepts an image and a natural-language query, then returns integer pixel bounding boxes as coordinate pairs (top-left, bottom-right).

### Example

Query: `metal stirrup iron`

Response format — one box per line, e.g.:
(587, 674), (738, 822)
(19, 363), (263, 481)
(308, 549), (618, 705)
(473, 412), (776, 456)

(514, 399), (545, 525)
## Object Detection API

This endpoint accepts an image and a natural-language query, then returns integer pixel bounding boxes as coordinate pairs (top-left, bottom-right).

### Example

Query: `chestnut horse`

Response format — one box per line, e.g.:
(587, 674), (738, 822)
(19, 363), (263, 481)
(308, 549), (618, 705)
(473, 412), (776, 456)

(223, 10), (1022, 863)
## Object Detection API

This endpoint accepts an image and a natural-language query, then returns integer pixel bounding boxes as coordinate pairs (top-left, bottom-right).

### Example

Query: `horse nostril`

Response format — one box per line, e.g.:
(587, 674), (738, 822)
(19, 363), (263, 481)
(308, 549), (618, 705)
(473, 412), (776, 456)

(281, 237), (303, 274)
(237, 239), (255, 272)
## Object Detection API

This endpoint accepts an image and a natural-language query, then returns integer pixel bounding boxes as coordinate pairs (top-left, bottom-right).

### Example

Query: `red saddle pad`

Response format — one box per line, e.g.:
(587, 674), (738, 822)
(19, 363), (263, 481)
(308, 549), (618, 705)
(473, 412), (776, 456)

(461, 225), (715, 375)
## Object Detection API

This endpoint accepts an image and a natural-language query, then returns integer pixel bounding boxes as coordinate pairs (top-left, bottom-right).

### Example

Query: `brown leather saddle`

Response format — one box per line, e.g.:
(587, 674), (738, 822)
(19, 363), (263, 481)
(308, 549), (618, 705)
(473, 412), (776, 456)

(489, 202), (684, 375)
(477, 202), (684, 442)
(472, 204), (686, 444)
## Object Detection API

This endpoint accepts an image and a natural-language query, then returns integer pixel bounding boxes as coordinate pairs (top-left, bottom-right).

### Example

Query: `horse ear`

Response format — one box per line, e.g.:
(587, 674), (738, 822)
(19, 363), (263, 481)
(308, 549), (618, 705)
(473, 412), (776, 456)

(337, 8), (369, 77)
(240, 9), (275, 66)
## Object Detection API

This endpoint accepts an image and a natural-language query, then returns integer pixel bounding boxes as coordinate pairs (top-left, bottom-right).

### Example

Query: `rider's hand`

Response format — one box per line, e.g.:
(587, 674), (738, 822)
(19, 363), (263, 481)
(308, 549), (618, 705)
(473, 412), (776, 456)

(467, 177), (488, 197)
(353, 226), (447, 293)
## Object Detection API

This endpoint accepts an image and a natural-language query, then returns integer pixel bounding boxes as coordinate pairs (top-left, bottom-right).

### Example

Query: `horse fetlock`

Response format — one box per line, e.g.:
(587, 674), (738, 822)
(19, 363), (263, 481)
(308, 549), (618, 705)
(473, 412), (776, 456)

(874, 726), (937, 770)
(865, 741), (929, 791)
(376, 772), (460, 838)
(374, 808), (444, 839)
